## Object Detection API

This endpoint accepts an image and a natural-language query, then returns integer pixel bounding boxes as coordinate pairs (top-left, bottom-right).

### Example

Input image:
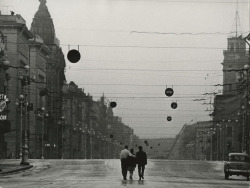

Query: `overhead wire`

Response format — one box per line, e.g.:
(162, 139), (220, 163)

(6, 41), (228, 49)
(68, 67), (221, 72)
(106, 0), (249, 3)
(68, 57), (223, 62)
(76, 83), (219, 87)
(130, 30), (250, 35)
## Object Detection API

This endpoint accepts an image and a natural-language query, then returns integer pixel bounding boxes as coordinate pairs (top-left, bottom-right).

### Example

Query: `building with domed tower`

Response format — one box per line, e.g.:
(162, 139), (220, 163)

(30, 0), (66, 158)
(0, 0), (66, 159)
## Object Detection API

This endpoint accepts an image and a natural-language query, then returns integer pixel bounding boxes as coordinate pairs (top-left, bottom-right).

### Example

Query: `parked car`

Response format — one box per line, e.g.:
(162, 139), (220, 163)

(224, 153), (250, 181)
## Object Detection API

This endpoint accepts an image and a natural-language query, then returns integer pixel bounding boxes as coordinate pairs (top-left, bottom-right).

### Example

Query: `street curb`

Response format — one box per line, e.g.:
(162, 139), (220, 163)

(0, 165), (33, 175)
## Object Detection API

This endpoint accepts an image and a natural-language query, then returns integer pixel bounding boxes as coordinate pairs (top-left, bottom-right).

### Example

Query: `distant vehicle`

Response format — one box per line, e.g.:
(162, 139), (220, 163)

(224, 153), (250, 181)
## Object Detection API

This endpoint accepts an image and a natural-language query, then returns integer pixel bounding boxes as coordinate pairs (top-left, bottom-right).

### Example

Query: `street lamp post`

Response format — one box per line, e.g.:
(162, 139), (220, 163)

(243, 64), (249, 154)
(237, 112), (243, 152)
(238, 64), (250, 153)
(209, 131), (212, 161)
(20, 89), (28, 165)
(15, 95), (25, 158)
(106, 137), (109, 159)
(37, 107), (49, 159)
(89, 129), (95, 159)
(73, 125), (79, 159)
(221, 119), (226, 161)
(209, 127), (216, 161)
(104, 136), (107, 159)
(202, 132), (206, 160)
(60, 116), (65, 159)
(219, 124), (223, 160)
(242, 104), (247, 153)
(244, 34), (250, 154)
(74, 123), (81, 159)
(216, 123), (221, 161)
(234, 118), (239, 151)
(78, 127), (82, 159)
(18, 65), (35, 165)
(83, 127), (88, 159)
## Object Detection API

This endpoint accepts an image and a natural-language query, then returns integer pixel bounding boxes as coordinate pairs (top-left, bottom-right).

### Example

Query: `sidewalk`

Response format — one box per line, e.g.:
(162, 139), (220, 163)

(0, 159), (33, 175)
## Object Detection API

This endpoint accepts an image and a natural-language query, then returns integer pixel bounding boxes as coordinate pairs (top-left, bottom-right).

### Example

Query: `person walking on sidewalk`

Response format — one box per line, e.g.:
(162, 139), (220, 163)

(136, 146), (147, 180)
(127, 148), (137, 180)
(120, 145), (135, 180)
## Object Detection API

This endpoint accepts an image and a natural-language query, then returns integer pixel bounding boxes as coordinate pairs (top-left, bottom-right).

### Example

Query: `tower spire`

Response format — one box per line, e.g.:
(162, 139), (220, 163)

(39, 0), (47, 4)
(235, 0), (239, 37)
(30, 0), (55, 44)
(231, 0), (242, 37)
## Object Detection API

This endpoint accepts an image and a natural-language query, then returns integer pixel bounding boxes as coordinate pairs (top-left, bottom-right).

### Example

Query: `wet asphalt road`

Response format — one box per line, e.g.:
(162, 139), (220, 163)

(0, 159), (249, 188)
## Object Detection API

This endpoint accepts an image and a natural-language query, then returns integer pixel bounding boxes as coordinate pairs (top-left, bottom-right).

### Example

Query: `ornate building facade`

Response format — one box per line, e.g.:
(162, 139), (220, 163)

(0, 13), (51, 158)
(30, 0), (66, 158)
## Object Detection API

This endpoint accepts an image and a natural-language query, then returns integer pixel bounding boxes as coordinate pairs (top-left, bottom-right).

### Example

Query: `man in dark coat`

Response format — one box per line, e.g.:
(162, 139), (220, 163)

(136, 146), (147, 180)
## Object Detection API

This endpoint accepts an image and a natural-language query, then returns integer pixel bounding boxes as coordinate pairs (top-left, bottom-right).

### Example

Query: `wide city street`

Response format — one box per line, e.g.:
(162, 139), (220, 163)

(0, 159), (249, 188)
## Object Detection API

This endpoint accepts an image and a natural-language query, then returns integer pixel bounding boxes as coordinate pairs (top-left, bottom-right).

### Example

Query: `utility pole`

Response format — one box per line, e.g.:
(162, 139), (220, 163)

(90, 117), (93, 159)
(242, 0), (250, 154)
(244, 33), (250, 154)
(70, 95), (73, 159)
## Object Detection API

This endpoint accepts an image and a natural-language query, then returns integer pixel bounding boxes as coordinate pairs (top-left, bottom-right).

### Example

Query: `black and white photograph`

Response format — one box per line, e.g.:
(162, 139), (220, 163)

(0, 0), (250, 187)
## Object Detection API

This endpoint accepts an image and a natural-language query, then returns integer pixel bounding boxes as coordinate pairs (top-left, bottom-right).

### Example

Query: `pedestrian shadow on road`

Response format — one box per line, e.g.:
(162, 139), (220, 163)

(121, 179), (145, 186)
(138, 180), (145, 185)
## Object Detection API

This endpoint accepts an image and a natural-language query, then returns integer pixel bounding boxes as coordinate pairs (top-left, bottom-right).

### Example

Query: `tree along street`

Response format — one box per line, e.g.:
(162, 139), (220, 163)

(0, 159), (249, 188)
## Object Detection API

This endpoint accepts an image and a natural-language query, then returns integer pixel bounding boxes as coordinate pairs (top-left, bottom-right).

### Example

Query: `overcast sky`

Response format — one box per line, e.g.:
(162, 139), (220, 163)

(1, 0), (249, 138)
